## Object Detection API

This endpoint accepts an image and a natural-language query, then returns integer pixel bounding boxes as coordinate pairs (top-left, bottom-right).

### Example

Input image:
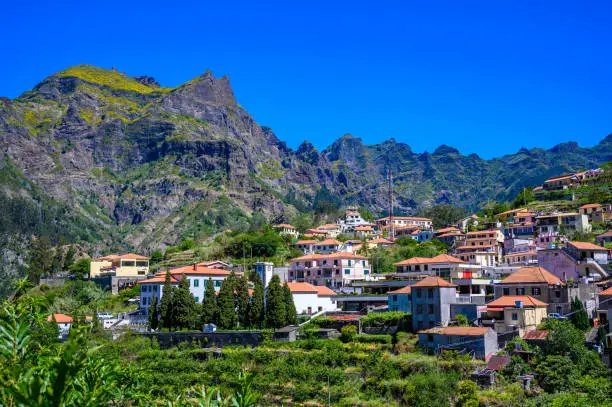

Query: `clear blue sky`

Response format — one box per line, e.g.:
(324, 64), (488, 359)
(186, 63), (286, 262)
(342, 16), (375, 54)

(2, 0), (611, 158)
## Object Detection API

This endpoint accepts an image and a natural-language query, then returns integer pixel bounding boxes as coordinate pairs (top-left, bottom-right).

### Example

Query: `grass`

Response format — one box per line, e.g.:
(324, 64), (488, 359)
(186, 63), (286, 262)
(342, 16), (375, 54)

(56, 65), (174, 94)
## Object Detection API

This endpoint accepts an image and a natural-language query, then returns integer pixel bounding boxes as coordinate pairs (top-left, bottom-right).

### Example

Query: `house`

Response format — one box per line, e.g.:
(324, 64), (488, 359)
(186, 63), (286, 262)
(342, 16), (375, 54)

(198, 260), (229, 269)
(90, 253), (150, 278)
(436, 227), (461, 235)
(376, 216), (433, 230)
(139, 264), (233, 311)
(48, 314), (73, 338)
(313, 238), (342, 254)
(394, 254), (465, 278)
(453, 275), (499, 305)
(454, 230), (504, 267)
(304, 229), (329, 239)
(274, 224), (299, 239)
(354, 225), (375, 238)
(337, 208), (370, 234)
(596, 231), (612, 245)
(295, 239), (317, 254)
(417, 327), (498, 360)
(388, 285), (412, 312)
(580, 204), (602, 222)
(315, 224), (341, 238)
(543, 173), (581, 190)
(535, 212), (591, 235)
(538, 242), (609, 281)
(436, 231), (465, 247)
(504, 223), (536, 239)
(522, 329), (550, 346)
(495, 208), (527, 223)
(410, 276), (458, 331)
(366, 237), (395, 248)
(513, 211), (536, 225)
(456, 214), (479, 232)
(287, 282), (338, 314)
(289, 252), (371, 288)
(597, 287), (612, 336)
(504, 251), (538, 267)
(494, 266), (568, 314)
(482, 295), (548, 336)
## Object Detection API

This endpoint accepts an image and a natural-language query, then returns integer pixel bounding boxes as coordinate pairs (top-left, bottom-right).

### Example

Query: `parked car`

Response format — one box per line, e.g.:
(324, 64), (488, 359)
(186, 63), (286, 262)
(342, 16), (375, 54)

(547, 313), (567, 320)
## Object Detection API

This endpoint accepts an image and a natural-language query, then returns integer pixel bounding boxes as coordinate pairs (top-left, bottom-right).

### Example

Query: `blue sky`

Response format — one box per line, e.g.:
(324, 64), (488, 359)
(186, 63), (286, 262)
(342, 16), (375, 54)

(1, 0), (611, 158)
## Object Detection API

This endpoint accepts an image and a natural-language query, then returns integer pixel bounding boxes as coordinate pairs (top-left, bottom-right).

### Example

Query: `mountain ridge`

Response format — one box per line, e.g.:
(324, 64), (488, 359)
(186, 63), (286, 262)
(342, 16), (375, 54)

(1, 64), (611, 254)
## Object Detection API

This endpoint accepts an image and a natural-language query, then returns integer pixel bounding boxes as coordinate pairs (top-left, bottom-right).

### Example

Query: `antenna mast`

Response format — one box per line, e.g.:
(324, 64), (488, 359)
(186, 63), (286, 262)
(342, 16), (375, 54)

(389, 169), (394, 241)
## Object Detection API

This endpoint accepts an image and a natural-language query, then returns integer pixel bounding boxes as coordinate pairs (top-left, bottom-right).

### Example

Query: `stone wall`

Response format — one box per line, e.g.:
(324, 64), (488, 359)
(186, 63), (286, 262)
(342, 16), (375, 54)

(139, 331), (264, 349)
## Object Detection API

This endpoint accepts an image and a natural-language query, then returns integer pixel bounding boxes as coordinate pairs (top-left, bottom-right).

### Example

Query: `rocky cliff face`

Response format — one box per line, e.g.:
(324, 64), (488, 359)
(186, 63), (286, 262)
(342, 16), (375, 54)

(1, 64), (611, 254)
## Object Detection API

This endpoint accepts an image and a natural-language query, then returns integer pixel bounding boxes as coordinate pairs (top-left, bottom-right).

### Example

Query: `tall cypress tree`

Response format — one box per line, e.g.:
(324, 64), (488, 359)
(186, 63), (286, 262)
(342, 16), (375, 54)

(283, 283), (297, 325)
(265, 275), (286, 328)
(149, 295), (159, 330)
(202, 278), (218, 326)
(248, 273), (265, 328)
(63, 245), (76, 271)
(159, 271), (174, 331)
(570, 296), (590, 331)
(217, 278), (237, 329)
(173, 276), (198, 330)
(235, 275), (250, 327)
(28, 236), (53, 284)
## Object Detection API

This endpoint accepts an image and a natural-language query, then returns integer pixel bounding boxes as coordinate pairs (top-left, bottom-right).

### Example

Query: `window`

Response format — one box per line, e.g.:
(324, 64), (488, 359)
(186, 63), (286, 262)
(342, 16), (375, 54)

(427, 334), (434, 342)
(417, 304), (423, 313)
(516, 288), (525, 295)
(195, 297), (199, 303)
(416, 288), (422, 298)
(344, 269), (350, 275)
(290, 271), (294, 277)
(392, 295), (398, 301)
(318, 306), (323, 312)
(511, 313), (518, 321)
(214, 280), (222, 287)
(555, 290), (561, 298)
(317, 270), (321, 276)
(503, 288), (510, 296)
(362, 261), (366, 266)
(194, 279), (199, 287)
(532, 287), (541, 295)
(428, 304), (434, 314)
(364, 270), (369, 275)
(418, 321), (423, 329)
(428, 288), (434, 299)
(334, 260), (338, 266)
(424, 264), (428, 271)
(153, 286), (157, 292)
(348, 260), (352, 266)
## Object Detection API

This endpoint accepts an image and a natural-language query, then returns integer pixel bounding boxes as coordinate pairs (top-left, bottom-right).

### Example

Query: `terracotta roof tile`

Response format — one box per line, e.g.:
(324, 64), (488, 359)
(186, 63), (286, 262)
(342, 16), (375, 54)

(568, 241), (608, 251)
(410, 276), (457, 288)
(523, 329), (550, 340)
(48, 313), (73, 323)
(388, 286), (412, 294)
(599, 287), (612, 296)
(418, 326), (490, 336)
(395, 254), (463, 266)
(286, 282), (318, 293)
(313, 286), (337, 296)
(499, 266), (564, 285)
(486, 295), (548, 308)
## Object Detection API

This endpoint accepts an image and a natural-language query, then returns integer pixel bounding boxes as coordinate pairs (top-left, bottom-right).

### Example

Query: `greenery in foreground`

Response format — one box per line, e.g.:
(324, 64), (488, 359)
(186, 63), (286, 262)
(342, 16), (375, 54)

(1, 282), (611, 406)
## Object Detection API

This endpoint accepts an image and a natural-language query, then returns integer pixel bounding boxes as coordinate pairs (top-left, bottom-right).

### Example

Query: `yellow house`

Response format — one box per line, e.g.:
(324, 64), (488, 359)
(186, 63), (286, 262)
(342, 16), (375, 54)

(483, 295), (548, 337)
(90, 253), (150, 278)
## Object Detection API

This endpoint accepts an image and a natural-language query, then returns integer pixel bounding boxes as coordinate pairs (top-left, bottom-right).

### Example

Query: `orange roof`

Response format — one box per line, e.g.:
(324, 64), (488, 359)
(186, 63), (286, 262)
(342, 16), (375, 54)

(580, 203), (602, 209)
(368, 237), (394, 244)
(286, 282), (318, 293)
(505, 251), (537, 257)
(139, 274), (179, 284)
(456, 244), (494, 250)
(486, 295), (547, 308)
(599, 287), (612, 296)
(317, 224), (339, 230)
(48, 313), (73, 323)
(377, 216), (432, 222)
(499, 266), (564, 285)
(276, 223), (295, 229)
(324, 252), (367, 260)
(395, 254), (464, 266)
(436, 227), (460, 234)
(496, 208), (526, 216)
(355, 226), (374, 231)
(169, 266), (233, 276)
(597, 231), (612, 238)
(118, 253), (149, 260)
(292, 253), (325, 261)
(418, 326), (490, 336)
(437, 232), (463, 238)
(568, 241), (608, 251)
(533, 186), (543, 192)
(523, 330), (550, 340)
(296, 240), (317, 245)
(545, 173), (576, 182)
(314, 286), (337, 296)
(315, 239), (342, 246)
(466, 229), (498, 236)
(410, 276), (457, 288)
(388, 286), (412, 294)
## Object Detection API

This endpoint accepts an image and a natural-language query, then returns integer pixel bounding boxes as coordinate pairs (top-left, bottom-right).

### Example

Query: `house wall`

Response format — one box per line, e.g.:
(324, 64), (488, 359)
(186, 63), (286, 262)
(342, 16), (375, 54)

(292, 292), (338, 314)
(537, 249), (579, 280)
(417, 330), (498, 359)
(494, 283), (569, 314)
(502, 307), (547, 336)
(411, 286), (456, 331)
(388, 293), (411, 312)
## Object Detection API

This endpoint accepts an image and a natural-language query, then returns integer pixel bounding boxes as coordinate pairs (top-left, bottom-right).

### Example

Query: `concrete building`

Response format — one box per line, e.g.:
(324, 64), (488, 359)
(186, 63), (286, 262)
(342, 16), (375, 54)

(596, 231), (612, 245)
(579, 203), (612, 223)
(48, 313), (73, 339)
(295, 240), (317, 254)
(287, 282), (338, 315)
(410, 276), (457, 331)
(538, 242), (609, 281)
(138, 265), (233, 311)
(90, 253), (150, 278)
(535, 213), (591, 235)
(482, 296), (548, 337)
(504, 251), (538, 267)
(289, 252), (371, 288)
(337, 208), (370, 234)
(394, 254), (465, 278)
(494, 266), (568, 314)
(313, 239), (342, 254)
(376, 216), (433, 230)
(417, 326), (498, 360)
(388, 285), (412, 312)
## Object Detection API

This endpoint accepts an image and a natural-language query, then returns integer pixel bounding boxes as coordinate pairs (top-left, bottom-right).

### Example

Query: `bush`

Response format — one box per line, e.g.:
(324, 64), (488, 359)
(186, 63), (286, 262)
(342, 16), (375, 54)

(360, 312), (412, 331)
(340, 325), (357, 343)
(354, 334), (393, 345)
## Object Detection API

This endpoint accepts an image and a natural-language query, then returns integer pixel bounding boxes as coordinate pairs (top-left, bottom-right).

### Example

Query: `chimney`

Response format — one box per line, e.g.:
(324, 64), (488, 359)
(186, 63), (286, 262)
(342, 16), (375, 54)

(193, 263), (197, 271)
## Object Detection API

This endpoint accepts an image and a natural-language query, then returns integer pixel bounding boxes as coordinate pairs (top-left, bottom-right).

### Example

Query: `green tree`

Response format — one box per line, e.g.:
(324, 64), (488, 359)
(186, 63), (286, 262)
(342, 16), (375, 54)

(69, 258), (91, 279)
(173, 276), (198, 330)
(265, 275), (286, 328)
(63, 245), (76, 271)
(149, 295), (159, 330)
(247, 274), (264, 328)
(235, 275), (250, 327)
(217, 278), (237, 329)
(369, 247), (395, 274)
(454, 314), (470, 327)
(569, 296), (590, 331)
(150, 250), (163, 265)
(511, 187), (535, 209)
(160, 271), (174, 330)
(201, 278), (218, 325)
(457, 380), (479, 407)
(360, 208), (375, 222)
(28, 236), (53, 284)
(282, 283), (297, 325)
(421, 204), (468, 229)
(51, 246), (64, 276)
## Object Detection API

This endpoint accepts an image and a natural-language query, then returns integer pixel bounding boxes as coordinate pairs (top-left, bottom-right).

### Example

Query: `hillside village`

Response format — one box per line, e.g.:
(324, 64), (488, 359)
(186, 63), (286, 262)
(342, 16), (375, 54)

(6, 163), (612, 405)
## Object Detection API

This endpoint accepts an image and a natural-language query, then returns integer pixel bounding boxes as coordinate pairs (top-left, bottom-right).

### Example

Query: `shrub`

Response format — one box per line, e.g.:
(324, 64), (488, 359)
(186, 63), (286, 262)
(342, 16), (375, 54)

(354, 334), (392, 345)
(340, 325), (357, 343)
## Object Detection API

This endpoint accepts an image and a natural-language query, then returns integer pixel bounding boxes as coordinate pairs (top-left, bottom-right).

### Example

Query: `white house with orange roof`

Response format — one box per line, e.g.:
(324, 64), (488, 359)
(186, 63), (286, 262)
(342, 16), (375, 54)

(48, 313), (73, 338)
(287, 282), (338, 314)
(295, 239), (317, 254)
(482, 295), (548, 336)
(337, 208), (370, 234)
(376, 216), (433, 230)
(90, 253), (150, 278)
(138, 264), (234, 310)
(315, 224), (341, 238)
(274, 223), (299, 238)
(313, 238), (342, 254)
(394, 254), (465, 278)
(354, 225), (376, 238)
(289, 252), (371, 288)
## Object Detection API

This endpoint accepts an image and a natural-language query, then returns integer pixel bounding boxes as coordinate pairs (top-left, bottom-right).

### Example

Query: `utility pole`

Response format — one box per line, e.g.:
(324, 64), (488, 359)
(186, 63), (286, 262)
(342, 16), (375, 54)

(389, 169), (395, 241)
(523, 187), (527, 207)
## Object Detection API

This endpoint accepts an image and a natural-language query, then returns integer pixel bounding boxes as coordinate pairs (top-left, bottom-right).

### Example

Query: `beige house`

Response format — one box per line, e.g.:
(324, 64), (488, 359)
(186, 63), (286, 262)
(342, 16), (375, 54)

(90, 253), (150, 278)
(483, 295), (548, 337)
(274, 223), (299, 238)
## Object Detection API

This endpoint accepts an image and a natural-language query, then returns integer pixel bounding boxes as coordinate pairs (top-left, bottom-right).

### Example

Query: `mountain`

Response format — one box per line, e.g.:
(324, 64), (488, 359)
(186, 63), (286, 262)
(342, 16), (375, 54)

(1, 64), (612, 256)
